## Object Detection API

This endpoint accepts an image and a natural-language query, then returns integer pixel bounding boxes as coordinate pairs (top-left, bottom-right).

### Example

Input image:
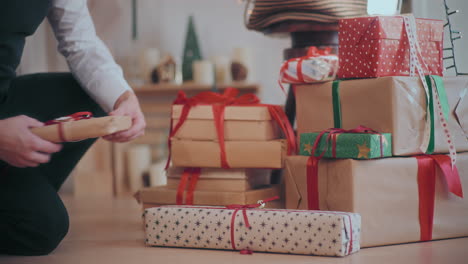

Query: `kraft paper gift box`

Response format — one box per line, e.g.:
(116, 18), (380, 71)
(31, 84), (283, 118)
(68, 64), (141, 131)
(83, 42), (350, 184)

(136, 185), (284, 208)
(172, 105), (280, 141)
(171, 139), (286, 169)
(31, 116), (132, 143)
(299, 131), (392, 159)
(296, 77), (468, 156)
(166, 167), (271, 192)
(144, 204), (361, 256)
(284, 153), (468, 247)
(337, 16), (443, 79)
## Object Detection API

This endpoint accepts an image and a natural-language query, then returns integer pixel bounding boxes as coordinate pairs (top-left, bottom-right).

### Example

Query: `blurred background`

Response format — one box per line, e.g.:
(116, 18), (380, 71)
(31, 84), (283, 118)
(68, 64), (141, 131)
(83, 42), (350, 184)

(17, 0), (467, 196)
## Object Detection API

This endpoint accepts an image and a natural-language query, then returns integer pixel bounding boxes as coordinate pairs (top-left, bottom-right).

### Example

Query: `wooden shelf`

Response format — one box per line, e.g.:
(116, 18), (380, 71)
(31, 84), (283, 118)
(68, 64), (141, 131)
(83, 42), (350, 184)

(132, 82), (261, 94)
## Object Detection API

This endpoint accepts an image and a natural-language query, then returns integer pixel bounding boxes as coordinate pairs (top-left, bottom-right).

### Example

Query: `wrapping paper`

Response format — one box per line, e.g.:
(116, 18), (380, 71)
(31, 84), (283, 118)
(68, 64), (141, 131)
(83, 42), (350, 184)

(300, 132), (392, 159)
(167, 168), (271, 192)
(172, 105), (279, 141)
(144, 205), (361, 256)
(284, 153), (468, 247)
(279, 48), (338, 85)
(31, 116), (131, 143)
(295, 77), (468, 156)
(171, 139), (286, 169)
(136, 185), (282, 206)
(338, 16), (443, 78)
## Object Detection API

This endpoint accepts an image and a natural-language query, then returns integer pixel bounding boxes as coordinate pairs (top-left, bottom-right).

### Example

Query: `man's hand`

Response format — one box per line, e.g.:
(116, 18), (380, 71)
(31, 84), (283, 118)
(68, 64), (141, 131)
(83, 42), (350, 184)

(0, 115), (62, 168)
(103, 90), (146, 142)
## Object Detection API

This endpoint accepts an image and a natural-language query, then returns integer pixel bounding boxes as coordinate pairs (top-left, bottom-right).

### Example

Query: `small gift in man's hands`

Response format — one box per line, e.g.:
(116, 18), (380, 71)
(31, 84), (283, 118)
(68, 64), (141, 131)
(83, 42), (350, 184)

(31, 112), (132, 143)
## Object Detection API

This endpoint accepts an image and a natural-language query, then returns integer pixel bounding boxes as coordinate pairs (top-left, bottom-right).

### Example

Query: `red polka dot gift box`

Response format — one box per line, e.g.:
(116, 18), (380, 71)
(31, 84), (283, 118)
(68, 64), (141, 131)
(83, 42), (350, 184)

(337, 16), (444, 79)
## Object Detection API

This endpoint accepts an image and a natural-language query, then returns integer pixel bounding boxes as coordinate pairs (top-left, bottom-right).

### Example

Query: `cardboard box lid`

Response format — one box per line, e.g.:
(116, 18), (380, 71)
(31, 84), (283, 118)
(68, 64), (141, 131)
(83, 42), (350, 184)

(172, 105), (272, 121)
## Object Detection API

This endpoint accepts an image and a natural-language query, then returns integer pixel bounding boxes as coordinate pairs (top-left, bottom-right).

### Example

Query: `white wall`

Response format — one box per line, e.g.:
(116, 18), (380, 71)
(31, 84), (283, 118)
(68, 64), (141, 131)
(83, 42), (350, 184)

(412, 0), (468, 75)
(91, 0), (291, 104)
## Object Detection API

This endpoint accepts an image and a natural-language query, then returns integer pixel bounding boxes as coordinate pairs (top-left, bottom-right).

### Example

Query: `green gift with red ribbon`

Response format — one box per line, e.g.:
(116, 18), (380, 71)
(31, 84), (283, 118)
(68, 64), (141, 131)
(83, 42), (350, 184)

(299, 126), (392, 159)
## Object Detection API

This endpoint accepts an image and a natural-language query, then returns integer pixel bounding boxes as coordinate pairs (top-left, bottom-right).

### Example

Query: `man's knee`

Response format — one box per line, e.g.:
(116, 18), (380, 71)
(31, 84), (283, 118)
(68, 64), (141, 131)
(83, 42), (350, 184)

(6, 204), (69, 256)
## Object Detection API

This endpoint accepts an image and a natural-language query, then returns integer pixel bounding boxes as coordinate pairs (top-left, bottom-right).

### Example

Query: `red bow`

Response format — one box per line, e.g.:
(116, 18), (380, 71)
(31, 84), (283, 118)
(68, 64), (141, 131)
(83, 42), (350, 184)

(44, 111), (93, 142)
(226, 196), (280, 255)
(166, 88), (296, 170)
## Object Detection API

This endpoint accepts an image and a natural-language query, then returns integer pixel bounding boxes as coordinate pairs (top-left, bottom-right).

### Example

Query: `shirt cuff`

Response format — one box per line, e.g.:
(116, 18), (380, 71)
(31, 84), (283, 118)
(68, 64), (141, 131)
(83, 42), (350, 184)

(87, 74), (132, 113)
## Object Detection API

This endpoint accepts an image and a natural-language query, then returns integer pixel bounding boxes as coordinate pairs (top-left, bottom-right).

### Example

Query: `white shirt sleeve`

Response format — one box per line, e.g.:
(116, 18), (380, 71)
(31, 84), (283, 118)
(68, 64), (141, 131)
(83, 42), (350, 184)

(47, 0), (131, 113)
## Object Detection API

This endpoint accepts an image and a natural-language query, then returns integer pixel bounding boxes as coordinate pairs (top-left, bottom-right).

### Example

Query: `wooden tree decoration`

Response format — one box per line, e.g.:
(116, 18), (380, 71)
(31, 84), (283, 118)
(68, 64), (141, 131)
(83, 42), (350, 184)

(182, 16), (203, 81)
(443, 0), (467, 75)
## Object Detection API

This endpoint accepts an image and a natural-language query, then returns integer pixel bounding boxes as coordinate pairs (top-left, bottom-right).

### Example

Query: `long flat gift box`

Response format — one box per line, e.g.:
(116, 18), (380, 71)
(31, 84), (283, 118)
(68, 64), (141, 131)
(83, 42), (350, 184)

(171, 139), (286, 168)
(171, 105), (280, 141)
(31, 116), (132, 143)
(137, 185), (282, 206)
(284, 153), (468, 247)
(296, 77), (468, 156)
(144, 206), (361, 256)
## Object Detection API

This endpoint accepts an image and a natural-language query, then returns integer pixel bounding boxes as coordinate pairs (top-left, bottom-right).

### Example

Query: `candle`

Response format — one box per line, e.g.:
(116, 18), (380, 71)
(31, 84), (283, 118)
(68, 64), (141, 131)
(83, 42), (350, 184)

(192, 60), (214, 85)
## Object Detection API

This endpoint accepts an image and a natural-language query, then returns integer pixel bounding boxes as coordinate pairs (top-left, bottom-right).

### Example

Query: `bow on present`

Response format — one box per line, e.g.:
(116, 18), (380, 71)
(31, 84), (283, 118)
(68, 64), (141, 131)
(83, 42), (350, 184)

(306, 126), (385, 210)
(226, 196), (279, 255)
(44, 111), (93, 142)
(278, 46), (337, 94)
(165, 88), (297, 170)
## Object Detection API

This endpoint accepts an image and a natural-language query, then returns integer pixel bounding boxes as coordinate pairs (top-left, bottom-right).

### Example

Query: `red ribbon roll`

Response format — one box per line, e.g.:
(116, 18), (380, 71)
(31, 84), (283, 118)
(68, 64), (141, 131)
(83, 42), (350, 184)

(165, 88), (297, 170)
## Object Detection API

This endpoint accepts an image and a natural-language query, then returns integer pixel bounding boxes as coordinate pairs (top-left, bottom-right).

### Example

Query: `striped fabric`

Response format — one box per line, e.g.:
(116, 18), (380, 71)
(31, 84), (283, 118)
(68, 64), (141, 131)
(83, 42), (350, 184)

(246, 0), (368, 31)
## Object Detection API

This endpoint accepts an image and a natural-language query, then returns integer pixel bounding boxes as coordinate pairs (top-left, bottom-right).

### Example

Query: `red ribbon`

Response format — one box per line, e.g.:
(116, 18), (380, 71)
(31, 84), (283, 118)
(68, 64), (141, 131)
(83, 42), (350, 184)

(44, 112), (93, 142)
(278, 46), (334, 94)
(415, 155), (463, 241)
(306, 125), (385, 209)
(176, 168), (201, 205)
(165, 88), (297, 170)
(226, 196), (279, 254)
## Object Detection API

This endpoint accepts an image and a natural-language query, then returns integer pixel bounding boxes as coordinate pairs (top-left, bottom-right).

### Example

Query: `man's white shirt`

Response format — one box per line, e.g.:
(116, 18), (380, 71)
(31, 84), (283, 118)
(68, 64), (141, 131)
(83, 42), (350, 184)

(47, 0), (131, 113)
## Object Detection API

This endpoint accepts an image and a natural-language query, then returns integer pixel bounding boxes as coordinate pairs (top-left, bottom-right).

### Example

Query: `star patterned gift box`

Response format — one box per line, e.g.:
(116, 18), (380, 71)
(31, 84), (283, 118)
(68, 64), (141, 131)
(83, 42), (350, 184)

(337, 16), (444, 79)
(299, 132), (392, 159)
(144, 205), (361, 257)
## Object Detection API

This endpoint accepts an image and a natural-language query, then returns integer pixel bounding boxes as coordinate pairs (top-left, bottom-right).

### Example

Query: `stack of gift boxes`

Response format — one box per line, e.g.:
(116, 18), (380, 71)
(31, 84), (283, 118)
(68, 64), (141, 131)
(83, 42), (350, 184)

(285, 15), (468, 248)
(137, 89), (293, 209)
(141, 15), (468, 257)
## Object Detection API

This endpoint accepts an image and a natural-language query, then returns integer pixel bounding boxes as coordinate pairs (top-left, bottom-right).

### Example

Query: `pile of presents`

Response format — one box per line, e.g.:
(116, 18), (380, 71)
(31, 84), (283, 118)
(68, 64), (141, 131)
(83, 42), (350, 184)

(139, 15), (468, 257)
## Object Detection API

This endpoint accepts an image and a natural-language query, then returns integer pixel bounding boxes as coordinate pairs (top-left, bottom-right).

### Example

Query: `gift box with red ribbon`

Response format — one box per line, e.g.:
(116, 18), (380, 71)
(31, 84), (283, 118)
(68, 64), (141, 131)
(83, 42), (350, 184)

(337, 16), (444, 79)
(166, 167), (272, 192)
(166, 88), (296, 169)
(299, 126), (392, 159)
(284, 153), (467, 247)
(144, 197), (361, 256)
(295, 76), (468, 160)
(278, 46), (338, 91)
(31, 112), (132, 143)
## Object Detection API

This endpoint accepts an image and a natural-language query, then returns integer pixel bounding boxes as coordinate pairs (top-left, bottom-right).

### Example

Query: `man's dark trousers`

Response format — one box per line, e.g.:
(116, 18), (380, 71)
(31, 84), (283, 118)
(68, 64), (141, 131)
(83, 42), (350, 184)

(0, 72), (105, 255)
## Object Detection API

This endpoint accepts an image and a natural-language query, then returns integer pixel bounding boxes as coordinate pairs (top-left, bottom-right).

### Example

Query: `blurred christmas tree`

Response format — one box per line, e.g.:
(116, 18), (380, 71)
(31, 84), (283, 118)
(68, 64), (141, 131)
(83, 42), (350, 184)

(182, 16), (203, 81)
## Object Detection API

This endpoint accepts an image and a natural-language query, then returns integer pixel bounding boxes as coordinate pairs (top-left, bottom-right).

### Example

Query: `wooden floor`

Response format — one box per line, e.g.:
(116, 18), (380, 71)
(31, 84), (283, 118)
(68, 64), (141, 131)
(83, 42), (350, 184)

(1, 196), (467, 264)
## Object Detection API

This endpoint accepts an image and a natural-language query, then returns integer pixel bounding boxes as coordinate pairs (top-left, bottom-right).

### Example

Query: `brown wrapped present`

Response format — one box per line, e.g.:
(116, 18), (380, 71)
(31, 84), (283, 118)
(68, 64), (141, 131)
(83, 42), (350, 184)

(136, 185), (284, 208)
(172, 105), (280, 141)
(32, 115), (131, 143)
(166, 167), (271, 192)
(284, 153), (468, 247)
(171, 139), (286, 168)
(296, 77), (468, 156)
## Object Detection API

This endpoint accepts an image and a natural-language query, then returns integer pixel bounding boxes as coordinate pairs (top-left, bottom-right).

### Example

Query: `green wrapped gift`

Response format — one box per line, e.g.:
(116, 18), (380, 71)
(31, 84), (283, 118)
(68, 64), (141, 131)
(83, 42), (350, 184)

(299, 132), (392, 159)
